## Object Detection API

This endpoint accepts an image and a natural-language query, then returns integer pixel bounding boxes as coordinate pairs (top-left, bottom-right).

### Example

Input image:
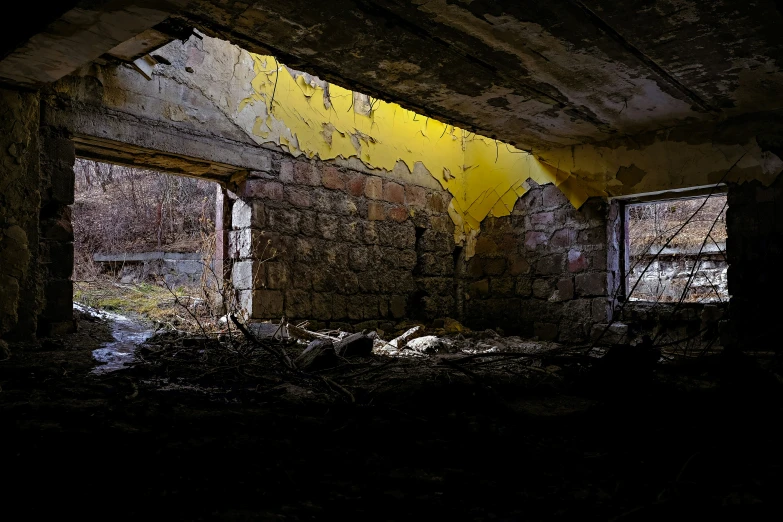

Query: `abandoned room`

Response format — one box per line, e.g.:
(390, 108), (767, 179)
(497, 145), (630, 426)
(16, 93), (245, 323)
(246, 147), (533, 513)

(2, 1), (783, 519)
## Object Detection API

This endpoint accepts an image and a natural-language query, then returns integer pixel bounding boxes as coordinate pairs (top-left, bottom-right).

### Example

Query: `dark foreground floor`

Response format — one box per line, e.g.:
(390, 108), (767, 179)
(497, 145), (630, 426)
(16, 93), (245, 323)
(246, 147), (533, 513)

(1, 318), (782, 521)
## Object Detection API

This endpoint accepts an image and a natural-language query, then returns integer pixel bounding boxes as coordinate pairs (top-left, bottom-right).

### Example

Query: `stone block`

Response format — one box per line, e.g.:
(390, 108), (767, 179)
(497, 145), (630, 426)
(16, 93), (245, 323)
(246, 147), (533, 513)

(575, 272), (607, 297)
(311, 293), (333, 320)
(316, 214), (340, 240)
(232, 260), (265, 290)
(568, 249), (589, 272)
(509, 257), (531, 275)
(265, 262), (290, 289)
(242, 180), (284, 200)
(292, 264), (313, 289)
(332, 294), (348, 319)
(468, 279), (490, 298)
(390, 295), (407, 318)
(299, 211), (316, 236)
(515, 276), (533, 296)
(285, 289), (312, 318)
(367, 202), (385, 221)
(490, 277), (515, 297)
(279, 160), (294, 183)
(535, 254), (564, 275)
(484, 258), (506, 276)
(550, 228), (576, 248)
(266, 208), (301, 235)
(542, 185), (567, 207)
(285, 186), (313, 208)
(552, 278), (574, 301)
(534, 322), (559, 341)
(252, 289), (284, 318)
(349, 247), (370, 271)
(365, 176), (383, 199)
(406, 185), (427, 207)
(530, 211), (554, 226)
(427, 192), (449, 213)
(293, 162), (321, 186)
(524, 231), (548, 250)
(532, 278), (554, 300)
(383, 181), (405, 203)
(232, 200), (265, 229)
(322, 166), (345, 190)
(388, 205), (408, 223)
(577, 227), (606, 246)
(345, 173), (366, 197)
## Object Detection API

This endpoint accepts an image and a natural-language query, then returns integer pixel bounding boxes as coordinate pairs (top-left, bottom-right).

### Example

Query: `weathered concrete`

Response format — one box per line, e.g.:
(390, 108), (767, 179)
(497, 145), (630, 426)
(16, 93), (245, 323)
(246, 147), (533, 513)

(0, 1), (189, 86)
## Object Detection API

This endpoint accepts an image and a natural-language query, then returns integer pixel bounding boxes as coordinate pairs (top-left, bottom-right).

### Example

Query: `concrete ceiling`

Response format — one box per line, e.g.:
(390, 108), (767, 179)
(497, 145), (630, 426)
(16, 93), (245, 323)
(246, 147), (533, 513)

(4, 1), (783, 152)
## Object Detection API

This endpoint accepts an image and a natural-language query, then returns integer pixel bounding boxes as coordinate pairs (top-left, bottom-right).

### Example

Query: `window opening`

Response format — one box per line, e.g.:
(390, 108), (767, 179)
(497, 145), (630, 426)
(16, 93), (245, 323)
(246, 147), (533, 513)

(624, 193), (728, 303)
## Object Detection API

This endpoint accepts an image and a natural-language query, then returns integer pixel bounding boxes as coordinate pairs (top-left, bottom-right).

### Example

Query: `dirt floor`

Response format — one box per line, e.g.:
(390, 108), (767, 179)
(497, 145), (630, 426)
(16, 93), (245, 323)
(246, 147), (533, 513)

(1, 310), (782, 521)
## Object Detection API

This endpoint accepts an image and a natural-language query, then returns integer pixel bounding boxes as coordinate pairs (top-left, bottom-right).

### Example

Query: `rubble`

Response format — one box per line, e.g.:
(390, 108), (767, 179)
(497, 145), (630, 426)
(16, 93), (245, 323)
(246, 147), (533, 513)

(295, 339), (337, 371)
(335, 332), (373, 358)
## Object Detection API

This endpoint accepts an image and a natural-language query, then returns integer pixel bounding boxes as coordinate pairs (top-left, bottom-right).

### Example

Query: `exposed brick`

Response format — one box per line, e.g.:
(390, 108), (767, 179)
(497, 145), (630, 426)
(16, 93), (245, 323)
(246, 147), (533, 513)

(293, 162), (321, 186)
(383, 181), (405, 203)
(367, 202), (385, 221)
(406, 185), (427, 207)
(365, 176), (383, 199)
(388, 205), (408, 223)
(345, 174), (366, 197)
(322, 166), (345, 190)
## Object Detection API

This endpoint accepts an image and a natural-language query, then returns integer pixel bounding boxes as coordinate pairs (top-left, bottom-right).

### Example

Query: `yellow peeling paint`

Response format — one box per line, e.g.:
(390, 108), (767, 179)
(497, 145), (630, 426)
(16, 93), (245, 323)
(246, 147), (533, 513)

(238, 54), (594, 243)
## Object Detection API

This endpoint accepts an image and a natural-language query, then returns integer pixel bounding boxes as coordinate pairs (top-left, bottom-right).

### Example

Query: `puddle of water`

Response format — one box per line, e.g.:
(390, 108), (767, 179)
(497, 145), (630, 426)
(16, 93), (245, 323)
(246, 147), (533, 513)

(74, 303), (155, 374)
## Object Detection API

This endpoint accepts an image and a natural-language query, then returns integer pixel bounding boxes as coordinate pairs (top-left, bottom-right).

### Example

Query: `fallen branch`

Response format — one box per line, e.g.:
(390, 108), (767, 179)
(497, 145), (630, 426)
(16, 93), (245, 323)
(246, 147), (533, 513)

(230, 314), (297, 370)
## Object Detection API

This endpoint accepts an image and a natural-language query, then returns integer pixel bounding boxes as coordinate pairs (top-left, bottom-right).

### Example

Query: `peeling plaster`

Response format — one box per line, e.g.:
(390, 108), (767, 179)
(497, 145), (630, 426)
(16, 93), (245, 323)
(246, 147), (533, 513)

(233, 51), (590, 244)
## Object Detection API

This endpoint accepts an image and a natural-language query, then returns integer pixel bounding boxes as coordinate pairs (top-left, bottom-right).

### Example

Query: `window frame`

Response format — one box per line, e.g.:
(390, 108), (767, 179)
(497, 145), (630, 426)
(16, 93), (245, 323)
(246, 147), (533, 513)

(616, 185), (728, 303)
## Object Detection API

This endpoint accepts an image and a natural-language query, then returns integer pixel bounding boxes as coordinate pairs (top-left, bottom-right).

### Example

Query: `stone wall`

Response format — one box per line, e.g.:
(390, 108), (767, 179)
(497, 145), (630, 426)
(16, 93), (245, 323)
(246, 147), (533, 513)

(37, 124), (76, 336)
(726, 176), (783, 349)
(229, 154), (455, 328)
(458, 181), (619, 342)
(0, 87), (42, 342)
(229, 162), (618, 342)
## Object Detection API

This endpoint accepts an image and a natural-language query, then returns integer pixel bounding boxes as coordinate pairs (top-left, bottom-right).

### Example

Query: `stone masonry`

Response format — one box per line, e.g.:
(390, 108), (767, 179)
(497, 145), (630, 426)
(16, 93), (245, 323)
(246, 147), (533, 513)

(229, 154), (455, 327)
(458, 181), (619, 342)
(228, 158), (619, 342)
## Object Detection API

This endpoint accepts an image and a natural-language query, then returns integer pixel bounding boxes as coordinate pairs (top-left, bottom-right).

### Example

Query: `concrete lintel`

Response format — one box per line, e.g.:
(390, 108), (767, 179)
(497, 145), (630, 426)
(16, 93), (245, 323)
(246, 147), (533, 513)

(46, 105), (273, 179)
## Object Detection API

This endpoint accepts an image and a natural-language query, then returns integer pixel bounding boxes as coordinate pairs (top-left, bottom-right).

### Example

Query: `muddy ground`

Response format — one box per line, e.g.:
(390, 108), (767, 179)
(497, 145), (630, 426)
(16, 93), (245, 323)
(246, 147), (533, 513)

(1, 311), (782, 521)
